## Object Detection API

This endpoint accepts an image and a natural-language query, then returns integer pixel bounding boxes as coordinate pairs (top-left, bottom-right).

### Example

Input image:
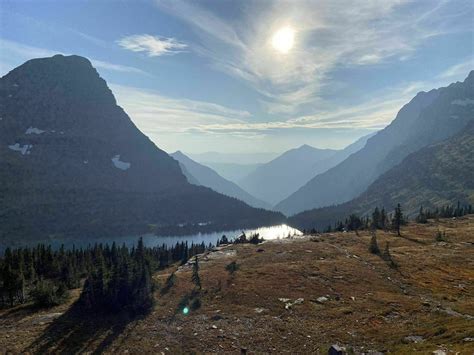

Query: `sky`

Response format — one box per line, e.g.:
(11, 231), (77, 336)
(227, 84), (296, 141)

(0, 0), (473, 155)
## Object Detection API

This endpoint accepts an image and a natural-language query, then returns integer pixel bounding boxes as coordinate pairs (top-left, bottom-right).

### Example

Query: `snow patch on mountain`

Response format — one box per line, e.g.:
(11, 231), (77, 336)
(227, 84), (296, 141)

(112, 155), (131, 170)
(8, 143), (33, 155)
(25, 127), (45, 135)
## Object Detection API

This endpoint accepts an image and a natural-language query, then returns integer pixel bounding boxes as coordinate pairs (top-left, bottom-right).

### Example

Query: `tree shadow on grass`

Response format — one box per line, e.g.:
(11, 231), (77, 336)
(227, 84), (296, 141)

(26, 302), (145, 354)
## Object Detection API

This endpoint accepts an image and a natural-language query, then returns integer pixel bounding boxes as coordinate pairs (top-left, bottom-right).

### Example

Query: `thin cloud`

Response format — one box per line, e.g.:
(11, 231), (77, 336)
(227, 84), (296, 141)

(155, 0), (472, 115)
(90, 59), (148, 75)
(117, 34), (187, 57)
(437, 58), (474, 80)
(111, 84), (250, 135)
(0, 39), (148, 76)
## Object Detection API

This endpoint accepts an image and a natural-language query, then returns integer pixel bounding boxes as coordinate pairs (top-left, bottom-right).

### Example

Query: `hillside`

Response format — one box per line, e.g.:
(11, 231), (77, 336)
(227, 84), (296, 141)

(239, 134), (372, 207)
(200, 162), (262, 184)
(239, 145), (337, 205)
(276, 71), (474, 215)
(1, 216), (473, 353)
(0, 55), (284, 242)
(289, 122), (474, 231)
(170, 151), (269, 209)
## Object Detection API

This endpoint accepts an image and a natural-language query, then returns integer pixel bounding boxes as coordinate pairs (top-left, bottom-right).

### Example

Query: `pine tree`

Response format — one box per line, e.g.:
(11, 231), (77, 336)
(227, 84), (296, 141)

(380, 208), (387, 230)
(369, 230), (380, 255)
(416, 205), (427, 224)
(348, 214), (362, 232)
(372, 207), (381, 229)
(383, 242), (397, 268)
(393, 204), (403, 236)
(192, 256), (201, 290)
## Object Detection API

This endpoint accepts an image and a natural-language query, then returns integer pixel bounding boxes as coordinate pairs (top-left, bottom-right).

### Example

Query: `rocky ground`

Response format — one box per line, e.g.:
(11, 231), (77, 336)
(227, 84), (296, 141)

(1, 216), (473, 354)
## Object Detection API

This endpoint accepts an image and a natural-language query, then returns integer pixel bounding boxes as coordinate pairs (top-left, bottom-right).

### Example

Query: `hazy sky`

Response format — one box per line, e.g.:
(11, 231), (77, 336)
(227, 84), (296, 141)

(0, 0), (473, 154)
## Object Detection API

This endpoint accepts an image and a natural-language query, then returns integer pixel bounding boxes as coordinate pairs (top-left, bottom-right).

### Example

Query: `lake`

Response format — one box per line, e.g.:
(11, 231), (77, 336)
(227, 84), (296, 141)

(1, 224), (302, 252)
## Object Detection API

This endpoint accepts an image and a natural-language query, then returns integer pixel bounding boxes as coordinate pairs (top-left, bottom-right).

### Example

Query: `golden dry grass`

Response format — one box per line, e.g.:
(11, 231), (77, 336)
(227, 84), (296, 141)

(1, 216), (473, 354)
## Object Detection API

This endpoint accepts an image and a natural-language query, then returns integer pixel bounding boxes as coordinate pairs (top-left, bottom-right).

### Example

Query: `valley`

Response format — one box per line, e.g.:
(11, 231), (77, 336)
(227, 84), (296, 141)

(0, 5), (473, 351)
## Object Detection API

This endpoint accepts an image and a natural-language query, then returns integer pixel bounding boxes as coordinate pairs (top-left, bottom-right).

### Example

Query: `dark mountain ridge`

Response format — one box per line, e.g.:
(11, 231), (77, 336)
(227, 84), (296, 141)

(0, 55), (284, 242)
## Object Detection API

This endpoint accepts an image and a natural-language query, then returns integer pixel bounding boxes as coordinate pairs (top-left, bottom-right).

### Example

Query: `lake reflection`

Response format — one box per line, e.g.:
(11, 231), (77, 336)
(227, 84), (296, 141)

(141, 224), (302, 248)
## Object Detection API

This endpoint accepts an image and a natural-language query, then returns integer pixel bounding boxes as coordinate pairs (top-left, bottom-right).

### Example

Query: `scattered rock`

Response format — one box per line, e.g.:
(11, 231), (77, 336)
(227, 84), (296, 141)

(256, 248), (265, 252)
(316, 296), (329, 303)
(432, 350), (446, 355)
(32, 312), (63, 325)
(254, 307), (266, 313)
(328, 344), (346, 355)
(279, 297), (304, 309)
(463, 337), (474, 342)
(403, 335), (424, 343)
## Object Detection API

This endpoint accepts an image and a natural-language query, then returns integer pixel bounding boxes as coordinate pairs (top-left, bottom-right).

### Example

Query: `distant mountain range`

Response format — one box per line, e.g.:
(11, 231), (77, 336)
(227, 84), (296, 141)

(289, 120), (474, 231)
(276, 71), (474, 216)
(199, 162), (262, 184)
(170, 151), (269, 209)
(0, 55), (284, 242)
(239, 135), (373, 206)
(189, 151), (278, 165)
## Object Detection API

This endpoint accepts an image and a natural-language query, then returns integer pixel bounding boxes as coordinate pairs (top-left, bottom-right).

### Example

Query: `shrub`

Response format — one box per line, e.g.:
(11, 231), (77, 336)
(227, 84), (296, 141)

(435, 230), (448, 242)
(369, 230), (381, 255)
(382, 242), (398, 269)
(225, 261), (239, 275)
(190, 297), (201, 310)
(31, 280), (69, 308)
(160, 272), (176, 295)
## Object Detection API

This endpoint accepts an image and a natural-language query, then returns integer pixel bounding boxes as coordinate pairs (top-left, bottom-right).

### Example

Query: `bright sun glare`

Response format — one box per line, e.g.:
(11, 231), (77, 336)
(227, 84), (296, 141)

(271, 26), (295, 54)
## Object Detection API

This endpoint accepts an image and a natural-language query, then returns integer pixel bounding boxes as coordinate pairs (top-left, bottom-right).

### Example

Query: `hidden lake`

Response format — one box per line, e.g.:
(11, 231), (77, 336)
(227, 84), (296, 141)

(1, 224), (302, 252)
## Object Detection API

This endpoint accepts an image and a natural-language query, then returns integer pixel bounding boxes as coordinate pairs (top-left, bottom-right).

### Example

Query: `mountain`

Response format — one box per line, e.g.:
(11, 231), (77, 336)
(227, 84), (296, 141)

(239, 134), (373, 207)
(170, 151), (269, 209)
(276, 71), (474, 216)
(0, 55), (284, 242)
(200, 162), (262, 184)
(238, 145), (337, 206)
(289, 121), (474, 231)
(188, 151), (278, 165)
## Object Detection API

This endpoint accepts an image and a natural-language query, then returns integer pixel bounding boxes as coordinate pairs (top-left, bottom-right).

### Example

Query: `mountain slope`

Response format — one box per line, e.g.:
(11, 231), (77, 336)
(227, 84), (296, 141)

(277, 71), (474, 215)
(170, 151), (269, 209)
(239, 145), (337, 206)
(200, 162), (262, 184)
(0, 55), (284, 241)
(239, 134), (373, 206)
(289, 122), (474, 231)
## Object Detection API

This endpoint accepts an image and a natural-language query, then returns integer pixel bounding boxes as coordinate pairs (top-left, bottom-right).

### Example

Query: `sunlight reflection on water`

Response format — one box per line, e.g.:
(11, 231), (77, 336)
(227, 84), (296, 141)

(141, 224), (302, 248)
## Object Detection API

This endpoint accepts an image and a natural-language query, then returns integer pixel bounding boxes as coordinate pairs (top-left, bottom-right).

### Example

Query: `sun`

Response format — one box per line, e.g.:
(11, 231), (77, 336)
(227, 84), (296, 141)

(271, 26), (295, 54)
